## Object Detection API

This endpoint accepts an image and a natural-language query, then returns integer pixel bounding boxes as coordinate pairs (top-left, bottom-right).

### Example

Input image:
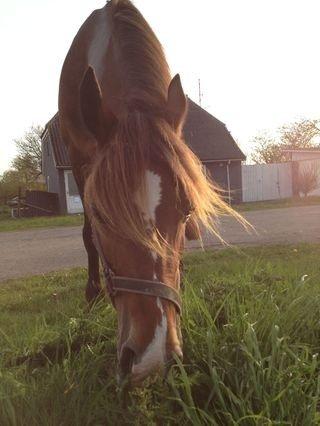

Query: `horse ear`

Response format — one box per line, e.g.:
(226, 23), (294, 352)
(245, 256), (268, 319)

(167, 74), (187, 132)
(80, 66), (115, 141)
(80, 67), (102, 139)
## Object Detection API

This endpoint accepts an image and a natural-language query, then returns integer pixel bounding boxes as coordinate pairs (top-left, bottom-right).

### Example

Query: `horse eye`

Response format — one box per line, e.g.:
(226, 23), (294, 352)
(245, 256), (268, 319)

(183, 212), (192, 223)
(178, 203), (194, 223)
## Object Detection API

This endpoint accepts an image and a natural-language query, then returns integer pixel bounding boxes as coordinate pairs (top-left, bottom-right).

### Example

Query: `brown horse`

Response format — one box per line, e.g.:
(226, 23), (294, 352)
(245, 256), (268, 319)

(59, 0), (243, 385)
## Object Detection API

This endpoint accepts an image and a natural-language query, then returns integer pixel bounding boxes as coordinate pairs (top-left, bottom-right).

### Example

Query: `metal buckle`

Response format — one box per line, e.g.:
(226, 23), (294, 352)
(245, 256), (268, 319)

(103, 267), (116, 296)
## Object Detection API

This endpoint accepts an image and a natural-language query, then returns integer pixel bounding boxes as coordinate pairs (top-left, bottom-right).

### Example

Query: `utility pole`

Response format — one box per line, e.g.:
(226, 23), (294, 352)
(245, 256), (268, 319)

(198, 78), (203, 107)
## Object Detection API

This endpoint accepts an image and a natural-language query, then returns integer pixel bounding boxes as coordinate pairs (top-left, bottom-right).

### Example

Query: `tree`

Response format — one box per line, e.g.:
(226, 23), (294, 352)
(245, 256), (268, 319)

(251, 133), (286, 164)
(279, 119), (320, 148)
(251, 119), (320, 164)
(0, 170), (25, 200)
(0, 126), (45, 202)
(11, 125), (43, 184)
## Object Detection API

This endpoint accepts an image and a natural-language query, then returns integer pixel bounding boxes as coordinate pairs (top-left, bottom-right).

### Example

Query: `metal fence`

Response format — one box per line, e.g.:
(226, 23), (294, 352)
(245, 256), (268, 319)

(242, 162), (293, 202)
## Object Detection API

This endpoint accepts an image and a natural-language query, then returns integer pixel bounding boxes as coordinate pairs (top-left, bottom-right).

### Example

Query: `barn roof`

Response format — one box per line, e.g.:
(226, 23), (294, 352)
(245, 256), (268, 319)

(183, 100), (245, 161)
(282, 147), (320, 153)
(42, 113), (69, 168)
(42, 99), (245, 168)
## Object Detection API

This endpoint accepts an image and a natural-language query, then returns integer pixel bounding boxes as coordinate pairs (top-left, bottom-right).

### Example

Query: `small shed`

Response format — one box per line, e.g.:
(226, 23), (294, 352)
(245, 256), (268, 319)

(42, 100), (245, 214)
(282, 147), (320, 162)
(282, 147), (320, 197)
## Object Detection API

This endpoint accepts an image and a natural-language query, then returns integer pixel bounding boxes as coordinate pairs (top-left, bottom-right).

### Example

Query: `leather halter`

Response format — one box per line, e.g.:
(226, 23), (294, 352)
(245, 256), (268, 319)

(92, 227), (182, 314)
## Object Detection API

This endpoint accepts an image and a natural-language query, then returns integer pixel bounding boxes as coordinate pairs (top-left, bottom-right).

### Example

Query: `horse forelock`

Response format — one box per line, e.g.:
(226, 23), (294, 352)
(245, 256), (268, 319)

(84, 113), (175, 257)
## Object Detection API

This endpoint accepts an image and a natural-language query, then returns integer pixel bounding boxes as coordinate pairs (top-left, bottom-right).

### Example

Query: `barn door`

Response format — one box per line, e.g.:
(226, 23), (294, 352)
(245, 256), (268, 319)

(242, 165), (263, 202)
(64, 171), (83, 214)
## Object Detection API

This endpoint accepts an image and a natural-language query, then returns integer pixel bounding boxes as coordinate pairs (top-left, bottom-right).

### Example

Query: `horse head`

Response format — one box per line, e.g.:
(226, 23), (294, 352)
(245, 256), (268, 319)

(82, 68), (193, 384)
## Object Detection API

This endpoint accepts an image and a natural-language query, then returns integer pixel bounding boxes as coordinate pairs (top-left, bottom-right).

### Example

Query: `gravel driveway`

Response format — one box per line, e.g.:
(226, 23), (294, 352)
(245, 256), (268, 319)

(1, 205), (319, 282)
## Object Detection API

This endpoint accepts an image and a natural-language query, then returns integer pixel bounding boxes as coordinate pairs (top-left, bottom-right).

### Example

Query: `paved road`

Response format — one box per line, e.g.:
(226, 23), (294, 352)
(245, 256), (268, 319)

(1, 205), (319, 282)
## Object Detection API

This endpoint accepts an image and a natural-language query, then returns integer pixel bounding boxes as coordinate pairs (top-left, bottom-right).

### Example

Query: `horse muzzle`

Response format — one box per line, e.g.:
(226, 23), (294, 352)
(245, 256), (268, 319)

(118, 343), (183, 387)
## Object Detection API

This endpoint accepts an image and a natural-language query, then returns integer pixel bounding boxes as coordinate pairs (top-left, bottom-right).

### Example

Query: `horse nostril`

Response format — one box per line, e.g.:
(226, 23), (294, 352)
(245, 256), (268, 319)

(118, 346), (136, 385)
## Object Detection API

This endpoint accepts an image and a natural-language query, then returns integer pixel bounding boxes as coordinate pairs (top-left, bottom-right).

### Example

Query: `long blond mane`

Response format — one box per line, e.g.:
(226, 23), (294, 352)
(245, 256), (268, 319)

(84, 0), (246, 257)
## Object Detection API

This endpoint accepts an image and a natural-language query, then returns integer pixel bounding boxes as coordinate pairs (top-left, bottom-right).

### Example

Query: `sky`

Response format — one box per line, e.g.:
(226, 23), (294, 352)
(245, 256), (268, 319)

(1, 0), (320, 173)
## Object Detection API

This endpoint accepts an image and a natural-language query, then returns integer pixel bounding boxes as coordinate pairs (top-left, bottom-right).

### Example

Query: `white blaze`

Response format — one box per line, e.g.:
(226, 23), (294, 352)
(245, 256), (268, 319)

(145, 170), (162, 224)
(132, 298), (167, 378)
(151, 251), (158, 280)
(134, 170), (162, 225)
(135, 170), (162, 280)
(145, 171), (162, 280)
(132, 172), (167, 380)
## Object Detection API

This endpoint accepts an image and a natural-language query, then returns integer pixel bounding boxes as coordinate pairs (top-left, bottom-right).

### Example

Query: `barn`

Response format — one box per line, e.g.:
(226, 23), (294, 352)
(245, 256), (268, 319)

(183, 100), (245, 203)
(41, 99), (245, 214)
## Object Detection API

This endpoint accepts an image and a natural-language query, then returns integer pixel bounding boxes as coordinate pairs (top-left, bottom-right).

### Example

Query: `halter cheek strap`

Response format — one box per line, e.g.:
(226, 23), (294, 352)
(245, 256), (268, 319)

(92, 227), (182, 315)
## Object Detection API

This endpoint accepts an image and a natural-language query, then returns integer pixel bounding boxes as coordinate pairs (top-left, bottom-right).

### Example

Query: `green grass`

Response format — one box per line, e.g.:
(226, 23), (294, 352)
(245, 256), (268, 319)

(0, 212), (83, 232)
(1, 244), (320, 425)
(236, 196), (320, 212)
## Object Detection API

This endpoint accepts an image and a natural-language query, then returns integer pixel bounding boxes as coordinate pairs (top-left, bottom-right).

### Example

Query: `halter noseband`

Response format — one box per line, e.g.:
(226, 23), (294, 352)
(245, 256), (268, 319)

(92, 228), (182, 314)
